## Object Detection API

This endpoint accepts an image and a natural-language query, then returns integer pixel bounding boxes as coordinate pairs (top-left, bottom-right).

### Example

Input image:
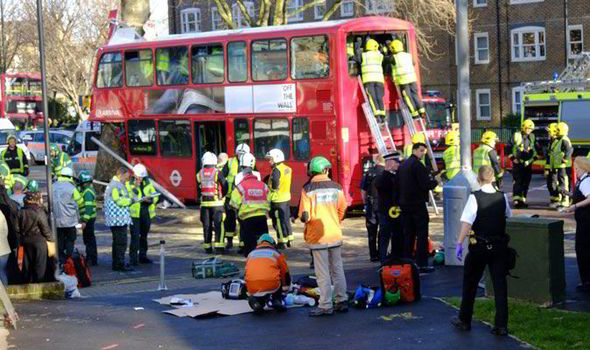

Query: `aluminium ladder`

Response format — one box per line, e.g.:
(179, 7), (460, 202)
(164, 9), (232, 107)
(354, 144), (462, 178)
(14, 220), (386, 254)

(523, 52), (590, 93)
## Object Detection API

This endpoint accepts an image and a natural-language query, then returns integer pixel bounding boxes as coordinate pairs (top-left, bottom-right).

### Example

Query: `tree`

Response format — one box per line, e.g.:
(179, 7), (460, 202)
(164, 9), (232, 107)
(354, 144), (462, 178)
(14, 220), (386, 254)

(0, 0), (26, 73)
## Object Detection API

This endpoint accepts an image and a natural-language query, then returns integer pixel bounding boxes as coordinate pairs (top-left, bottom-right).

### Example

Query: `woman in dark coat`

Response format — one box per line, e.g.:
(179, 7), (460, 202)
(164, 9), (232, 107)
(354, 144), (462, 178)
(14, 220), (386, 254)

(18, 193), (52, 283)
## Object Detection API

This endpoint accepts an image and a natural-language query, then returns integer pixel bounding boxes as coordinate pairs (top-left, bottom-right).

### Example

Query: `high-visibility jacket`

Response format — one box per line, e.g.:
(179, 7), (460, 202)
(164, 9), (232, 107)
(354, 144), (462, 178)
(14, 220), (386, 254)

(361, 51), (384, 84)
(244, 242), (291, 296)
(443, 145), (461, 180)
(104, 175), (132, 227)
(81, 186), (97, 222)
(229, 173), (270, 221)
(510, 132), (537, 165)
(392, 52), (417, 85)
(224, 156), (240, 197)
(298, 174), (347, 250)
(1, 147), (28, 175)
(139, 50), (153, 79)
(268, 163), (292, 203)
(473, 144), (492, 175)
(197, 166), (223, 207)
(52, 176), (84, 228)
(51, 151), (72, 177)
(549, 136), (573, 169)
(126, 178), (159, 218)
(156, 50), (170, 72)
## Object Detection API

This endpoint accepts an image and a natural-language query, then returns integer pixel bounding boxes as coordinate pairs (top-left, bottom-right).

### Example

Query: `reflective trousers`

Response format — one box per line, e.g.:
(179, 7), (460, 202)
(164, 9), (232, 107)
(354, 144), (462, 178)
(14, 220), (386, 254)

(270, 202), (293, 245)
(512, 163), (532, 203)
(201, 206), (224, 251)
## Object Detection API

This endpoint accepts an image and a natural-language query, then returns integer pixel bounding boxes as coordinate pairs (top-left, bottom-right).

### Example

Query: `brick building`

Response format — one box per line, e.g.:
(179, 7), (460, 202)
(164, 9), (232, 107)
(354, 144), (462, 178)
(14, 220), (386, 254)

(167, 0), (590, 126)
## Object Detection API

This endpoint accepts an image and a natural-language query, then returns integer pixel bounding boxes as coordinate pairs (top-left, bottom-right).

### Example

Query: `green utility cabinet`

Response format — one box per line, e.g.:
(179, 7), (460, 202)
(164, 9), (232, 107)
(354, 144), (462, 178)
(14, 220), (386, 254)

(485, 217), (565, 306)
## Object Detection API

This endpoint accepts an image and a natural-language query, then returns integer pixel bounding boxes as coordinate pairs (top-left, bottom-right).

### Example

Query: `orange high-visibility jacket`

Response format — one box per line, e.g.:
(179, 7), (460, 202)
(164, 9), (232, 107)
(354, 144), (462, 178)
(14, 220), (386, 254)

(244, 242), (291, 296)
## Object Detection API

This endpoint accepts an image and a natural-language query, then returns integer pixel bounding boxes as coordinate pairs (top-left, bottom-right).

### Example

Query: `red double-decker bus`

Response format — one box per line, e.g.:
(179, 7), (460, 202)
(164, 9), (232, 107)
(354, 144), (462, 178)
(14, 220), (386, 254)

(88, 16), (424, 205)
(0, 73), (43, 128)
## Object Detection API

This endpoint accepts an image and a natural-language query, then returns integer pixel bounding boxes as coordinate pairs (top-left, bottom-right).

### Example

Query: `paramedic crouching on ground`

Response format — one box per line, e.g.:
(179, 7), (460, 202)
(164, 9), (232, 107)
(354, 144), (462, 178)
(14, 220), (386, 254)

(452, 165), (513, 336)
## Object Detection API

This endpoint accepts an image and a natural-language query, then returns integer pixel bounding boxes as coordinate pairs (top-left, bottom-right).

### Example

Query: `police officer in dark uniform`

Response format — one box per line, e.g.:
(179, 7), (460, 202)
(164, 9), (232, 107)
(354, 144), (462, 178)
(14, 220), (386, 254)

(374, 152), (402, 264)
(360, 154), (385, 262)
(452, 165), (513, 336)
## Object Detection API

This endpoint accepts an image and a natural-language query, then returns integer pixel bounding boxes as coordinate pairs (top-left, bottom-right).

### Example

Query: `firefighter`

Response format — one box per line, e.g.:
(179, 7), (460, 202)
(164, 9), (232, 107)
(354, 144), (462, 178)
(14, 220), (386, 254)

(473, 131), (503, 189)
(229, 152), (270, 257)
(266, 149), (293, 249)
(197, 152), (225, 254)
(509, 119), (538, 208)
(443, 130), (461, 181)
(1, 135), (29, 176)
(222, 143), (250, 251)
(360, 154), (385, 262)
(105, 167), (133, 272)
(551, 122), (573, 208)
(354, 38), (386, 122)
(52, 167), (84, 265)
(388, 39), (426, 119)
(545, 123), (560, 207)
(50, 143), (72, 179)
(79, 171), (97, 265)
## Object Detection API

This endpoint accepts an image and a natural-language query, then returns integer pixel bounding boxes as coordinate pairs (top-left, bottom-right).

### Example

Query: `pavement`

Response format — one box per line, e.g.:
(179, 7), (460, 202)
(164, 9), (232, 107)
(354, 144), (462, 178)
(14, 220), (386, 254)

(4, 167), (588, 349)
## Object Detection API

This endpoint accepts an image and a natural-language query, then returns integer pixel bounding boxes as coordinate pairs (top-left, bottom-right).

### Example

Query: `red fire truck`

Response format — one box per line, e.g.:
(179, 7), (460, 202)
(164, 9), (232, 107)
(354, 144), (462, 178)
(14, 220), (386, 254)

(0, 73), (44, 129)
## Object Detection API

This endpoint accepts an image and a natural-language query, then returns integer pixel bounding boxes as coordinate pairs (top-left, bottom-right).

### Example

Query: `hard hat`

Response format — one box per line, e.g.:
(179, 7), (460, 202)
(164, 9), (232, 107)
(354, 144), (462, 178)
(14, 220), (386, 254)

(60, 167), (74, 177)
(412, 132), (426, 144)
(481, 131), (498, 145)
(50, 143), (59, 154)
(235, 143), (250, 156)
(13, 174), (28, 188)
(202, 152), (217, 166)
(445, 131), (459, 146)
(522, 119), (535, 131)
(265, 149), (285, 164)
(78, 172), (93, 184)
(309, 156), (331, 175)
(257, 233), (275, 245)
(27, 179), (40, 192)
(365, 39), (379, 52)
(239, 152), (256, 168)
(132, 164), (148, 178)
(217, 152), (228, 165)
(557, 122), (569, 137)
(7, 134), (17, 142)
(548, 123), (558, 137)
(390, 39), (405, 53)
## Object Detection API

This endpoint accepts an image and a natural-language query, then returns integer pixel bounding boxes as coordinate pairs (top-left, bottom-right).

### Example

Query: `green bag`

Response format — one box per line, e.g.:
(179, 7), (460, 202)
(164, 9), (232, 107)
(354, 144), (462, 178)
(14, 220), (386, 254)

(192, 258), (240, 279)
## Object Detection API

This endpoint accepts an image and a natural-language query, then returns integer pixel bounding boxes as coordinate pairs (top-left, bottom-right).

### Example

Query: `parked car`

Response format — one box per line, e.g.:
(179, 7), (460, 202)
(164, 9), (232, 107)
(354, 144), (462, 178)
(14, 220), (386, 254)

(20, 129), (73, 164)
(0, 119), (32, 161)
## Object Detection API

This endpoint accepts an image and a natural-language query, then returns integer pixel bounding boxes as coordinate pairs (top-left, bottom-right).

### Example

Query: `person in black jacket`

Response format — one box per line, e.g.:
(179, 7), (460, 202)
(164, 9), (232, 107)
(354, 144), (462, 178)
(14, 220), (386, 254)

(17, 193), (52, 283)
(374, 152), (402, 264)
(397, 143), (440, 272)
(361, 154), (385, 262)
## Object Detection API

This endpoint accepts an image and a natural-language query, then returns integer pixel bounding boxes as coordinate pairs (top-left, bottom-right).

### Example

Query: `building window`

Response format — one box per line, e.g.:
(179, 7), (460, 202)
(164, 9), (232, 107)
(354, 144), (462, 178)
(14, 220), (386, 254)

(158, 120), (192, 158)
(511, 26), (546, 62)
(128, 120), (157, 156)
(232, 2), (254, 28)
(180, 8), (200, 33)
(510, 0), (543, 4)
(254, 119), (290, 159)
(287, 0), (304, 22)
(473, 0), (487, 7)
(341, 0), (354, 17)
(476, 89), (491, 121)
(366, 0), (392, 14)
(314, 0), (326, 19)
(474, 32), (489, 64)
(211, 7), (225, 30)
(567, 25), (584, 59)
(512, 86), (524, 115)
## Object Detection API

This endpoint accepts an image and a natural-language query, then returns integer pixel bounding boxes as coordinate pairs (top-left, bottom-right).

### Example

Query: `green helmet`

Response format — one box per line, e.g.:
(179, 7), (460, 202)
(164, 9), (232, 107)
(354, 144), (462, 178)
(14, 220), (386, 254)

(27, 180), (40, 193)
(78, 171), (93, 183)
(50, 143), (60, 154)
(13, 174), (28, 188)
(309, 156), (331, 175)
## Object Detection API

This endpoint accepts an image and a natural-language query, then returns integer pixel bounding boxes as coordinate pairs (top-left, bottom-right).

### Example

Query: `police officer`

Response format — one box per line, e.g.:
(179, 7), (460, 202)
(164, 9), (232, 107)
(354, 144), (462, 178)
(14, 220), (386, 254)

(443, 131), (461, 181)
(354, 38), (386, 122)
(52, 167), (84, 265)
(197, 152), (225, 254)
(550, 122), (573, 208)
(452, 165), (513, 336)
(127, 164), (159, 263)
(79, 171), (98, 265)
(509, 119), (538, 208)
(50, 143), (72, 179)
(266, 149), (293, 249)
(105, 167), (133, 271)
(388, 39), (426, 119)
(229, 152), (270, 257)
(222, 143), (250, 251)
(360, 154), (385, 262)
(545, 123), (559, 207)
(1, 135), (29, 176)
(374, 152), (402, 264)
(473, 131), (503, 189)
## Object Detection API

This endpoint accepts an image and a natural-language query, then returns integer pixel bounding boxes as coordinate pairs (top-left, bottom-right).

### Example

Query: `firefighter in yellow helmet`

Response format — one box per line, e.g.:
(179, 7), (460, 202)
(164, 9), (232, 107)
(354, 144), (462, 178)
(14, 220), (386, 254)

(386, 39), (426, 119)
(443, 131), (461, 180)
(545, 123), (559, 206)
(354, 37), (386, 122)
(473, 131), (503, 188)
(509, 119), (539, 208)
(550, 122), (573, 208)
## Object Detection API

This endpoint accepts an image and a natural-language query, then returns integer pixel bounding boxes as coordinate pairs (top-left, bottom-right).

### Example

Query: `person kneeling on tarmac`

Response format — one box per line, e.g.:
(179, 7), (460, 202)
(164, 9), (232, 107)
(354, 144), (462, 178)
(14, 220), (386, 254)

(245, 234), (291, 313)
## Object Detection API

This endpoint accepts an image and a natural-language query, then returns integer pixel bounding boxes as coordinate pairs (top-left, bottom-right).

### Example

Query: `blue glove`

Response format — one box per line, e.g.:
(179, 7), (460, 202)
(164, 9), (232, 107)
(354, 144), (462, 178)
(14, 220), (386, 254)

(456, 243), (464, 261)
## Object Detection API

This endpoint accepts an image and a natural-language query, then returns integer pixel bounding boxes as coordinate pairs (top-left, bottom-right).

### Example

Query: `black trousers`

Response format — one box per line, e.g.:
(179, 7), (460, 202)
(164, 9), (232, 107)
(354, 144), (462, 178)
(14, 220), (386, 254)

(249, 288), (284, 312)
(512, 163), (533, 202)
(400, 82), (424, 117)
(240, 215), (269, 257)
(378, 213), (403, 264)
(111, 225), (128, 269)
(21, 237), (48, 283)
(364, 82), (385, 117)
(557, 168), (570, 203)
(57, 226), (77, 265)
(130, 207), (152, 262)
(270, 202), (292, 244)
(82, 218), (97, 264)
(575, 212), (590, 285)
(459, 246), (508, 328)
(201, 206), (224, 250)
(366, 202), (379, 260)
(401, 204), (430, 267)
(224, 203), (237, 245)
(547, 169), (559, 202)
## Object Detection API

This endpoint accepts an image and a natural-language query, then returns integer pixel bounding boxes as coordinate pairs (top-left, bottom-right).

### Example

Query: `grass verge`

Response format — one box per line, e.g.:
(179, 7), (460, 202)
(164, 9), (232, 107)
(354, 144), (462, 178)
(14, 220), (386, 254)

(443, 297), (590, 349)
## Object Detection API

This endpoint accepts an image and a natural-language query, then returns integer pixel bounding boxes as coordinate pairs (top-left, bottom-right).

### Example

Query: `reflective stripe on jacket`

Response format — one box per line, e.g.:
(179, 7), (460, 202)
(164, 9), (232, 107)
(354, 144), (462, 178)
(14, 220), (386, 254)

(52, 177), (83, 228)
(549, 137), (573, 169)
(81, 186), (97, 222)
(1, 147), (27, 175)
(392, 52), (417, 85)
(52, 151), (72, 177)
(473, 144), (492, 175)
(443, 145), (461, 180)
(268, 163), (292, 203)
(126, 179), (159, 218)
(229, 174), (270, 220)
(197, 167), (223, 207)
(361, 51), (384, 84)
(244, 242), (290, 296)
(104, 175), (132, 227)
(225, 157), (239, 196)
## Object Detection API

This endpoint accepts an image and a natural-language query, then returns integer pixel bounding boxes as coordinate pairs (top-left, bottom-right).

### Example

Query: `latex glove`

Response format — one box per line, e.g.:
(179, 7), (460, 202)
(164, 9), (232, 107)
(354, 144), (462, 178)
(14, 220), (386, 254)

(456, 243), (464, 261)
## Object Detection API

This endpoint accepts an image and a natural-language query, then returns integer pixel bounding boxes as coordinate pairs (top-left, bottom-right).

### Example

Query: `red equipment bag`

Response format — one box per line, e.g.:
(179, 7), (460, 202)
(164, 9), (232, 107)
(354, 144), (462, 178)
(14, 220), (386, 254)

(64, 249), (92, 288)
(379, 259), (421, 303)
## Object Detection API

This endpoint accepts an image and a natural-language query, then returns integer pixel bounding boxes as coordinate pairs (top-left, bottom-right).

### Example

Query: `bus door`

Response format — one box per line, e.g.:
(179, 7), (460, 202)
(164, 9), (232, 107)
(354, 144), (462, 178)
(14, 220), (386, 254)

(194, 121), (226, 171)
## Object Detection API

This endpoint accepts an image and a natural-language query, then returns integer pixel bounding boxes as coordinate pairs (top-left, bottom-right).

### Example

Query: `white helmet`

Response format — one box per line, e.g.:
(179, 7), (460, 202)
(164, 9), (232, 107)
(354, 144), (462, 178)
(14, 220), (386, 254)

(133, 164), (148, 178)
(202, 152), (217, 166)
(235, 143), (250, 156)
(239, 152), (256, 168)
(266, 148), (285, 164)
(60, 167), (74, 177)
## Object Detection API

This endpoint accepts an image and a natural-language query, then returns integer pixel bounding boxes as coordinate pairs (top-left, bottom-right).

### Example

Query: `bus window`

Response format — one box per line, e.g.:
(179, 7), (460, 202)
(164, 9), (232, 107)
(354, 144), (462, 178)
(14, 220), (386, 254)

(291, 36), (329, 80)
(159, 120), (192, 157)
(156, 46), (189, 85)
(96, 52), (123, 88)
(234, 119), (250, 147)
(125, 49), (153, 87)
(128, 120), (157, 156)
(228, 42), (247, 82)
(292, 117), (310, 160)
(254, 118), (289, 159)
(192, 44), (224, 84)
(252, 39), (287, 81)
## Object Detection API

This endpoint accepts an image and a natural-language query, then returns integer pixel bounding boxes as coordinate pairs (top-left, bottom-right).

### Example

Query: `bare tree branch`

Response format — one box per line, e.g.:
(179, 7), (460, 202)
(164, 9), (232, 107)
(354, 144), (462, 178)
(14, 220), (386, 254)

(323, 0), (342, 21)
(235, 0), (253, 27)
(285, 0), (326, 19)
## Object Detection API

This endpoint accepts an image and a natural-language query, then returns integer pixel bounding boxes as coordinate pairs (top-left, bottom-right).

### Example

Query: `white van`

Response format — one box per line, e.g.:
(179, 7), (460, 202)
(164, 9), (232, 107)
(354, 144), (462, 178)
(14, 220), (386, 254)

(0, 119), (32, 161)
(67, 121), (101, 175)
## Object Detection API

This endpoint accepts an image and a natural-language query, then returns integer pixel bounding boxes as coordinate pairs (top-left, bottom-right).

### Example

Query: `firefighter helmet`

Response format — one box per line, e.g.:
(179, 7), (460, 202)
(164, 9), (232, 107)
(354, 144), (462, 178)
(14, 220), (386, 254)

(217, 152), (228, 166)
(201, 152), (217, 166)
(548, 123), (558, 137)
(235, 143), (250, 156)
(557, 122), (569, 137)
(412, 132), (426, 144)
(365, 39), (379, 52)
(390, 39), (405, 53)
(265, 149), (285, 164)
(445, 131), (459, 146)
(257, 233), (275, 245)
(522, 119), (535, 131)
(60, 167), (74, 177)
(78, 172), (93, 184)
(239, 152), (256, 168)
(309, 156), (331, 175)
(27, 179), (40, 193)
(133, 164), (148, 178)
(481, 131), (498, 145)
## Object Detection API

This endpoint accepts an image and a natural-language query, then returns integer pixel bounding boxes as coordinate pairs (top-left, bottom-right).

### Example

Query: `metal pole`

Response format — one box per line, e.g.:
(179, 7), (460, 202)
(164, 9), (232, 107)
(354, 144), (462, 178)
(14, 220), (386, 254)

(36, 0), (58, 266)
(157, 240), (167, 291)
(456, 0), (471, 171)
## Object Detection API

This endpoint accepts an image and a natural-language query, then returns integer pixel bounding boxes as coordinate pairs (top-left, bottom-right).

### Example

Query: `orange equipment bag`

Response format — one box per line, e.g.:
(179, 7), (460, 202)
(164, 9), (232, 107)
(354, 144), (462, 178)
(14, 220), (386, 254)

(379, 260), (421, 303)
